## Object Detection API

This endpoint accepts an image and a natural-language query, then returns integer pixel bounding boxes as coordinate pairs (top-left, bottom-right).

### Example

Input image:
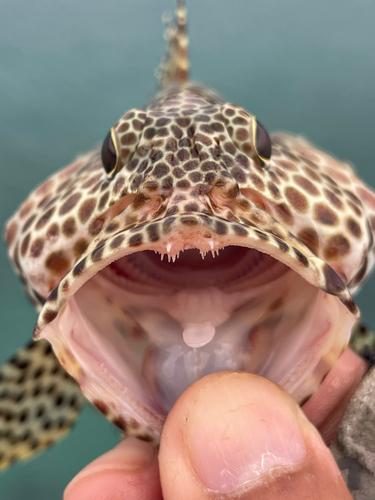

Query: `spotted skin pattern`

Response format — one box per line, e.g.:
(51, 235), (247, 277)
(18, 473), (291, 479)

(3, 0), (375, 466)
(0, 339), (84, 469)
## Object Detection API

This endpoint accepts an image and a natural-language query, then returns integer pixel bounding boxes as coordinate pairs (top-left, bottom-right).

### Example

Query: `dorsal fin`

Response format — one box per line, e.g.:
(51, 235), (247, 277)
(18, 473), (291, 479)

(157, 0), (189, 87)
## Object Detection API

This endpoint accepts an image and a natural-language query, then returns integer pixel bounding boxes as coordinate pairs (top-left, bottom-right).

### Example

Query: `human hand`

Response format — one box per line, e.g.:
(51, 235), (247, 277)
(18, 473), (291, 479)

(64, 349), (367, 500)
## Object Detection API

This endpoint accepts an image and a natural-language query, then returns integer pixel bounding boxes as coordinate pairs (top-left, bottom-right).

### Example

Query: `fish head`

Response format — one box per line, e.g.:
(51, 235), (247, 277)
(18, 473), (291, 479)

(6, 83), (375, 441)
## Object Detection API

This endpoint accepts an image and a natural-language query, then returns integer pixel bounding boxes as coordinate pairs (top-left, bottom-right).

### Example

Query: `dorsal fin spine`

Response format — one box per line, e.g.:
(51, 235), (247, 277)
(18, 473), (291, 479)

(157, 0), (190, 88)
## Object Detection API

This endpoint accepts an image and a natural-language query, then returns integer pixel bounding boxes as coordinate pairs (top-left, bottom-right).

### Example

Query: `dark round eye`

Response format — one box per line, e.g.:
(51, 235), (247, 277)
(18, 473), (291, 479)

(255, 119), (272, 164)
(101, 130), (118, 175)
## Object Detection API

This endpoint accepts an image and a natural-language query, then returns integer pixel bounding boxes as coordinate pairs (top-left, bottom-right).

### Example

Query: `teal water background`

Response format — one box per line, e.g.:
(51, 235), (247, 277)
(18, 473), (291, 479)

(1, 0), (375, 498)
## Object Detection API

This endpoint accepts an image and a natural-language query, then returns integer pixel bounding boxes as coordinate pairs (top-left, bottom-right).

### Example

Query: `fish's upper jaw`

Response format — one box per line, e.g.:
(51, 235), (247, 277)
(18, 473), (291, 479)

(6, 83), (375, 309)
(33, 212), (357, 441)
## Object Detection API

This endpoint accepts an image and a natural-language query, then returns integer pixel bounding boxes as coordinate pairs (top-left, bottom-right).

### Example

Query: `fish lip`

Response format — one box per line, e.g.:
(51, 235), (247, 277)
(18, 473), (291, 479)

(34, 212), (358, 338)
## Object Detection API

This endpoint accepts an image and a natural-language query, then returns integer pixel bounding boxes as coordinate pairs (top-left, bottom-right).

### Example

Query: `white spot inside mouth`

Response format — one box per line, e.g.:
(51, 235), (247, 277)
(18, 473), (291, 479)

(183, 322), (216, 348)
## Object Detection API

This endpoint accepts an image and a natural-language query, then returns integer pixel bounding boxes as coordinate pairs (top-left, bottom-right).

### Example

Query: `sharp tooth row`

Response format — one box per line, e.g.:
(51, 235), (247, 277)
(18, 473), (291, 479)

(158, 250), (182, 262)
(156, 247), (221, 262)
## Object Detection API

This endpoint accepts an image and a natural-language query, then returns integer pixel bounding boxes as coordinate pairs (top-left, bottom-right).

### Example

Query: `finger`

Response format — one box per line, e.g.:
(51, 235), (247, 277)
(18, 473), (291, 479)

(64, 437), (163, 500)
(303, 348), (368, 444)
(159, 372), (351, 500)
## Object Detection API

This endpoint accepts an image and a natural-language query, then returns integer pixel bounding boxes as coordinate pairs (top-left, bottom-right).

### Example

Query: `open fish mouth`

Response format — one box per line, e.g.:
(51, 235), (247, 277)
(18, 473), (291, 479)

(34, 213), (358, 440)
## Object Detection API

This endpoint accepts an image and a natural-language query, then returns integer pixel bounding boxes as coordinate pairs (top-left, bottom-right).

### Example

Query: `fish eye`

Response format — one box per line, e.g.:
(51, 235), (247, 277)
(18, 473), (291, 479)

(101, 129), (119, 176)
(254, 119), (272, 166)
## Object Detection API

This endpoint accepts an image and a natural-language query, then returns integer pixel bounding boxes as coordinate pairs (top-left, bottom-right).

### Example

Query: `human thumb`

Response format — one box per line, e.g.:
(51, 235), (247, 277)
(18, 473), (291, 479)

(159, 372), (351, 499)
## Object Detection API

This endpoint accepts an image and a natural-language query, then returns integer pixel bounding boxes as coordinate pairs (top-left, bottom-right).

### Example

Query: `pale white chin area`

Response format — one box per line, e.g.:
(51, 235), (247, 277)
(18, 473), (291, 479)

(45, 246), (355, 428)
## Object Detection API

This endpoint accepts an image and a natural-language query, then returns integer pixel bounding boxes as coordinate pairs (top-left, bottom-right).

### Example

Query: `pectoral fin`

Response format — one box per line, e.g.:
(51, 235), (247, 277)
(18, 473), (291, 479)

(0, 339), (85, 469)
(350, 322), (375, 368)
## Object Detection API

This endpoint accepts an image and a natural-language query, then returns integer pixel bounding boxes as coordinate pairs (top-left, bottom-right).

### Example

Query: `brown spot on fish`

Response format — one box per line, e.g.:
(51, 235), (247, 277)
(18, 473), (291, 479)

(275, 167), (289, 181)
(324, 235), (351, 260)
(121, 132), (137, 146)
(154, 163), (169, 178)
(89, 218), (104, 236)
(73, 257), (87, 277)
(348, 201), (362, 217)
(45, 251), (70, 275)
(215, 221), (227, 235)
(43, 309), (58, 324)
(314, 203), (338, 226)
(99, 192), (110, 210)
(136, 434), (154, 443)
(129, 234), (143, 247)
(22, 214), (36, 233)
(232, 167), (246, 183)
(74, 238), (89, 258)
(35, 179), (54, 196)
(92, 245), (105, 262)
(294, 175), (319, 196)
(254, 230), (268, 241)
(59, 193), (82, 216)
(93, 400), (109, 416)
(235, 128), (249, 142)
(79, 199), (97, 224)
(346, 217), (362, 238)
(36, 207), (56, 230)
(30, 238), (44, 258)
(48, 286), (59, 302)
(110, 235), (125, 249)
(146, 224), (160, 242)
(351, 256), (368, 286)
(46, 223), (59, 241)
(297, 227), (319, 255)
(293, 248), (309, 267)
(268, 182), (281, 199)
(189, 171), (203, 182)
(20, 234), (31, 257)
(342, 297), (358, 315)
(275, 203), (294, 225)
(285, 187), (308, 213)
(62, 218), (77, 238)
(274, 237), (289, 252)
(250, 173), (264, 190)
(324, 189), (343, 209)
(5, 221), (18, 246)
(113, 416), (127, 432)
(279, 160), (297, 171)
(323, 264), (346, 294)
(176, 179), (191, 189)
(19, 201), (34, 219)
(105, 222), (120, 234)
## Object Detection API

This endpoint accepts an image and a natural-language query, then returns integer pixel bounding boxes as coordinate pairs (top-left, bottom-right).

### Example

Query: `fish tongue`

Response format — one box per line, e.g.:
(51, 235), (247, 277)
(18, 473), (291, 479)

(182, 322), (216, 348)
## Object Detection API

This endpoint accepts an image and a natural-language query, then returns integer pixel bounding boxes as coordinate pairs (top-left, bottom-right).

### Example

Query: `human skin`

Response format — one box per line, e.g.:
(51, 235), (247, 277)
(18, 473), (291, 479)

(64, 348), (367, 500)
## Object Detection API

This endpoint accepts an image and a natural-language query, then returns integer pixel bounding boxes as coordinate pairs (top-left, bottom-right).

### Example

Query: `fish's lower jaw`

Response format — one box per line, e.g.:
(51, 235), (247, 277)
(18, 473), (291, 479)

(35, 214), (357, 440)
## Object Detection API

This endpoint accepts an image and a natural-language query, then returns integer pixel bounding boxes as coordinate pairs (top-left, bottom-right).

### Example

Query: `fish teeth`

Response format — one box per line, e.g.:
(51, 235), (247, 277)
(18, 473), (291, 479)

(166, 243), (172, 253)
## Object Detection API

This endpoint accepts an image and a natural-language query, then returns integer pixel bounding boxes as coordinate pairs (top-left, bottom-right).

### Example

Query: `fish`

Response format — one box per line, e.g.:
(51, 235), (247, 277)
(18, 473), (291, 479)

(1, 0), (375, 469)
